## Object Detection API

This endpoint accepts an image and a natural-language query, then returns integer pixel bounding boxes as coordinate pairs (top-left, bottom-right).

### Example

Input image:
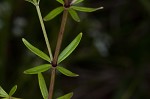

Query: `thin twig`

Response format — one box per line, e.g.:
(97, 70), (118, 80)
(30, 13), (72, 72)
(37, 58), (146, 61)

(48, 0), (69, 99)
(52, 9), (68, 66)
(35, 5), (53, 61)
(48, 67), (56, 99)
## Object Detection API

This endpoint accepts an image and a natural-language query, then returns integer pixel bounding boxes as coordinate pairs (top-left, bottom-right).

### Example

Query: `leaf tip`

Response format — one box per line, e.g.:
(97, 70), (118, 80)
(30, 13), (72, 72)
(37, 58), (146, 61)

(75, 74), (79, 77)
(23, 71), (28, 74)
(77, 19), (81, 22)
(22, 38), (25, 42)
(97, 6), (104, 10)
(14, 85), (17, 88)
(79, 32), (83, 37)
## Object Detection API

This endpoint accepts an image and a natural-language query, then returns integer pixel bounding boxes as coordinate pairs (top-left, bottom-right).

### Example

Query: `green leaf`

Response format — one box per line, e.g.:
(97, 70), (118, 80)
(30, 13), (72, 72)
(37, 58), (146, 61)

(57, 92), (73, 99)
(58, 33), (82, 64)
(38, 73), (48, 99)
(71, 0), (84, 5)
(22, 38), (51, 62)
(57, 66), (79, 77)
(9, 85), (17, 96)
(68, 8), (80, 22)
(71, 6), (103, 12)
(56, 0), (64, 5)
(24, 64), (51, 74)
(44, 6), (64, 21)
(0, 86), (8, 97)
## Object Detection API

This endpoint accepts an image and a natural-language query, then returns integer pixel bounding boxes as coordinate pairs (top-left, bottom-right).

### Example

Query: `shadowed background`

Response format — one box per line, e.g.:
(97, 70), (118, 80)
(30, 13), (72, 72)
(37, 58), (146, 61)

(0, 0), (150, 99)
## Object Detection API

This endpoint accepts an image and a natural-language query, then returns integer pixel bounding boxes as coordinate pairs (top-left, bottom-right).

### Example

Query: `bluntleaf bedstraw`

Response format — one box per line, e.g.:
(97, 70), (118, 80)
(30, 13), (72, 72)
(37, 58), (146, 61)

(0, 0), (103, 99)
(23, 0), (102, 99)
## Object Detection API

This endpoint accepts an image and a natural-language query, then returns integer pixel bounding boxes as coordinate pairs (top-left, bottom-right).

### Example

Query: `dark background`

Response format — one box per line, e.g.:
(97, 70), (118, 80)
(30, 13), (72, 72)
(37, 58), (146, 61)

(0, 0), (150, 99)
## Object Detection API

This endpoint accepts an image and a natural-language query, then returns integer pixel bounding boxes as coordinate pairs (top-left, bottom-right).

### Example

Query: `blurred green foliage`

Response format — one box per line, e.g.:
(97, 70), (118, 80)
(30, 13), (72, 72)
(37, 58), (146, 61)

(0, 0), (150, 99)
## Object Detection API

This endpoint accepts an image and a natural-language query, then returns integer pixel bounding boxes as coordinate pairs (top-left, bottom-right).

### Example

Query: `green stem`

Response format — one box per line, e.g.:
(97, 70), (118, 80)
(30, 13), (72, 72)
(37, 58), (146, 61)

(35, 5), (53, 61)
(48, 67), (56, 99)
(52, 9), (68, 66)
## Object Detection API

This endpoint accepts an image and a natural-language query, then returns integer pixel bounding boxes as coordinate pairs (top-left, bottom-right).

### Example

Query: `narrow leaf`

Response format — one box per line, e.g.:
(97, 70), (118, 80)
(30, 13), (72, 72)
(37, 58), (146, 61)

(22, 38), (51, 62)
(9, 85), (17, 96)
(57, 66), (79, 77)
(57, 92), (73, 99)
(24, 64), (51, 74)
(38, 73), (48, 99)
(71, 0), (84, 5)
(44, 6), (64, 21)
(56, 0), (64, 5)
(71, 6), (103, 12)
(58, 33), (82, 64)
(68, 8), (80, 22)
(0, 86), (9, 97)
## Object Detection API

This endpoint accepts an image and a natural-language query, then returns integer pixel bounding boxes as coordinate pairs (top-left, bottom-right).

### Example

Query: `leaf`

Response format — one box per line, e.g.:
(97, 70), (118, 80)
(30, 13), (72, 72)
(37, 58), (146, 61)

(71, 0), (84, 5)
(57, 66), (79, 77)
(38, 73), (48, 99)
(58, 33), (82, 64)
(22, 38), (51, 62)
(9, 85), (17, 96)
(44, 6), (64, 21)
(56, 0), (64, 5)
(71, 6), (103, 12)
(24, 64), (52, 74)
(68, 8), (80, 22)
(57, 92), (73, 99)
(0, 86), (9, 97)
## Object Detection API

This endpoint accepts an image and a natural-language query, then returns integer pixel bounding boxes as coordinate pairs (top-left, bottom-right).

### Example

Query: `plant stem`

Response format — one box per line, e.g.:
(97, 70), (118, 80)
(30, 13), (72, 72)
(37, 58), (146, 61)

(35, 5), (53, 61)
(52, 9), (68, 66)
(48, 1), (69, 98)
(48, 67), (56, 99)
(64, 0), (69, 6)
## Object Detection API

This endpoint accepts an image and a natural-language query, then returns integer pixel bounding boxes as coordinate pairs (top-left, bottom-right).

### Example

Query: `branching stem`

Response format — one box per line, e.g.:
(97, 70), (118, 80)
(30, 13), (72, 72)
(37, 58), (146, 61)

(35, 0), (69, 99)
(48, 0), (69, 99)
(36, 5), (53, 61)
